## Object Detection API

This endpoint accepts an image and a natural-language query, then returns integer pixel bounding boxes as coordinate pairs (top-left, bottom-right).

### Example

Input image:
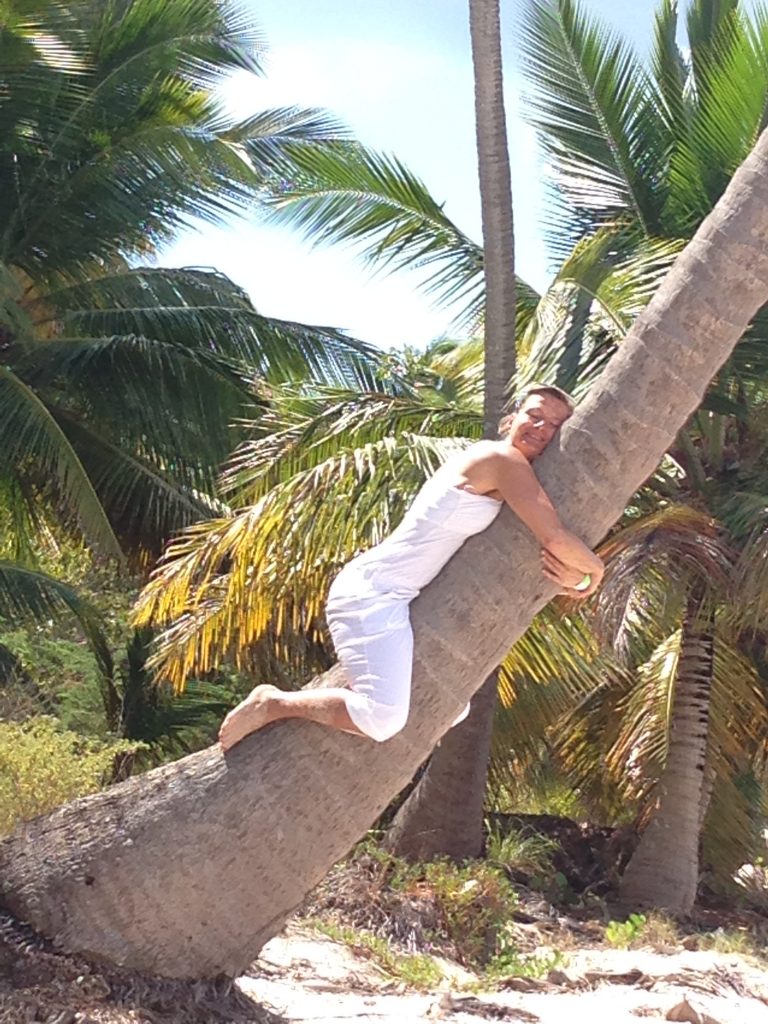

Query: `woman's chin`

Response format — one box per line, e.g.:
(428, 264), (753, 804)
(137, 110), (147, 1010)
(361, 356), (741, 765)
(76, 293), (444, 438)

(513, 441), (539, 461)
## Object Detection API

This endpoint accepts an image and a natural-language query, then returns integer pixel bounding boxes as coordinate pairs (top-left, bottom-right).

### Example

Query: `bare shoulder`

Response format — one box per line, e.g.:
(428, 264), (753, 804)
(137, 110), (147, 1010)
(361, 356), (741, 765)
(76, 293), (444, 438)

(479, 441), (531, 473)
(461, 438), (505, 465)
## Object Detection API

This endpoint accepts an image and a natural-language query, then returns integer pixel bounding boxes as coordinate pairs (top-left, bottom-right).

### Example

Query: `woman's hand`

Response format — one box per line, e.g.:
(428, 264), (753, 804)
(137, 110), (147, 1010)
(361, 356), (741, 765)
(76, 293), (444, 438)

(540, 549), (603, 598)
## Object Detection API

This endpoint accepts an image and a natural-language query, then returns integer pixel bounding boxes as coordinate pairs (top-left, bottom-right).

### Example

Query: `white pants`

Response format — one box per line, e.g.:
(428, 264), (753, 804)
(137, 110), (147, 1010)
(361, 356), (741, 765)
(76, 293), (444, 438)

(326, 579), (469, 742)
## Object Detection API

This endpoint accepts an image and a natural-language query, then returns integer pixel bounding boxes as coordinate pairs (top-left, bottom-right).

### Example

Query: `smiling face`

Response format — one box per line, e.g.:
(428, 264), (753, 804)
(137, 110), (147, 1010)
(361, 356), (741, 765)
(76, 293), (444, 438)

(506, 392), (572, 461)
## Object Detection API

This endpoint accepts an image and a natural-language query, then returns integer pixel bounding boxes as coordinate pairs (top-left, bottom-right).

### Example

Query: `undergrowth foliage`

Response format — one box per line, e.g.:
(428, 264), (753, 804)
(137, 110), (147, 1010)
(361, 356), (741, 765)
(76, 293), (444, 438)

(0, 717), (137, 836)
(302, 840), (560, 979)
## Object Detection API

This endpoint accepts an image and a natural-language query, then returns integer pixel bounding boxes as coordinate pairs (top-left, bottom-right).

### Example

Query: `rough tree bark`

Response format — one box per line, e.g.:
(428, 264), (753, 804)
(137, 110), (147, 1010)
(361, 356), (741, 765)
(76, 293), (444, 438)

(3, 128), (768, 977)
(385, 0), (516, 862)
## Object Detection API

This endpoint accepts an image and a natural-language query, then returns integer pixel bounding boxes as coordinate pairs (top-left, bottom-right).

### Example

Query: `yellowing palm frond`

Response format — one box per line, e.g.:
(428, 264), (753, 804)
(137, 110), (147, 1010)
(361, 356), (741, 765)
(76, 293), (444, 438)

(133, 431), (472, 688)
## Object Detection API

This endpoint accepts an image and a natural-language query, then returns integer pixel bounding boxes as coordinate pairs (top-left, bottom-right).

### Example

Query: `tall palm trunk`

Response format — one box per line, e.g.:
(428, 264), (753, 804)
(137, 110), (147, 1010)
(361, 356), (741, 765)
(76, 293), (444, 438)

(619, 587), (715, 913)
(385, 0), (516, 862)
(385, 670), (499, 859)
(2, 129), (768, 977)
(471, 0), (517, 435)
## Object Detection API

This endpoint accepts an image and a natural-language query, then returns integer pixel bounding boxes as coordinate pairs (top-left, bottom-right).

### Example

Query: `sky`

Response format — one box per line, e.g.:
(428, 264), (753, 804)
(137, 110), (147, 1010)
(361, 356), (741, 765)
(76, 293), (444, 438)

(158, 0), (663, 351)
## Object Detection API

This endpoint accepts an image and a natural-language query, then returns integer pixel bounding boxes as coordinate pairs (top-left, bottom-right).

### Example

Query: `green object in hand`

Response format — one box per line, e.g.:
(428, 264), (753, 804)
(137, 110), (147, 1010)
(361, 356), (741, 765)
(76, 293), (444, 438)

(574, 573), (591, 592)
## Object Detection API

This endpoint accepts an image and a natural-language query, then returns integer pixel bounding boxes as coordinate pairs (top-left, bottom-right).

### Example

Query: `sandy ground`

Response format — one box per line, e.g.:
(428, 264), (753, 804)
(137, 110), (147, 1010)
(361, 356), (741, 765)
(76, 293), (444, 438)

(3, 914), (768, 1023)
(239, 923), (768, 1024)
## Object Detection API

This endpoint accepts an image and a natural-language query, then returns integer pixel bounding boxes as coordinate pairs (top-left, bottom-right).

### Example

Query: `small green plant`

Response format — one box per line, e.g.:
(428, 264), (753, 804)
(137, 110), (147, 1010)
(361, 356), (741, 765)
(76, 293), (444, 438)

(605, 913), (648, 949)
(305, 840), (527, 974)
(486, 923), (565, 979)
(415, 858), (518, 967)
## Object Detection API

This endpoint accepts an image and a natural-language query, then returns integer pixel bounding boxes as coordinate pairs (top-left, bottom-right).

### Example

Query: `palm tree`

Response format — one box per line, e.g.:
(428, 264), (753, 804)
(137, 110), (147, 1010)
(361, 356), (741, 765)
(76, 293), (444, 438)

(383, 0), (518, 863)
(1, 0), (383, 571)
(1, 126), (767, 975)
(512, 0), (768, 910)
(490, 499), (768, 903)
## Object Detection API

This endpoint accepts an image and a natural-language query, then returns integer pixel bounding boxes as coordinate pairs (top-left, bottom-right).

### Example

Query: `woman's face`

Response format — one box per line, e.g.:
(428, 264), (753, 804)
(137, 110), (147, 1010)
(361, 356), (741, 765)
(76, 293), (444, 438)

(508, 394), (571, 461)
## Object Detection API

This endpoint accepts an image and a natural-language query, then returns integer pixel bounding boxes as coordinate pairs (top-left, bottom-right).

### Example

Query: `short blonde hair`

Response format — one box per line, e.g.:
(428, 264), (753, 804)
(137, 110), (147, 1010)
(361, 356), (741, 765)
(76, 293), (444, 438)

(498, 384), (575, 437)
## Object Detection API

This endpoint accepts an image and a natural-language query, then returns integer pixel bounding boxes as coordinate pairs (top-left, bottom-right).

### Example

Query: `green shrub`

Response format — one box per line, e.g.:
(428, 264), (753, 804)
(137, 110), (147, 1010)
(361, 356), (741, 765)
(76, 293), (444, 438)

(307, 840), (529, 971)
(486, 930), (565, 980)
(0, 717), (137, 836)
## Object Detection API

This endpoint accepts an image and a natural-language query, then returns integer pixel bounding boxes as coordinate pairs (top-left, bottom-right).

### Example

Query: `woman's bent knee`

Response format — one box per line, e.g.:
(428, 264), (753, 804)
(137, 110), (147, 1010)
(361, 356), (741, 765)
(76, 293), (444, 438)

(342, 692), (409, 742)
(366, 706), (409, 742)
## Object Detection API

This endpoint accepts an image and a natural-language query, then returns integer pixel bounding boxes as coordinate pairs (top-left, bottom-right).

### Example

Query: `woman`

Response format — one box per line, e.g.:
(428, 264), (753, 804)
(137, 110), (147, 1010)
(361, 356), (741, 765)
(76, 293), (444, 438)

(219, 384), (604, 750)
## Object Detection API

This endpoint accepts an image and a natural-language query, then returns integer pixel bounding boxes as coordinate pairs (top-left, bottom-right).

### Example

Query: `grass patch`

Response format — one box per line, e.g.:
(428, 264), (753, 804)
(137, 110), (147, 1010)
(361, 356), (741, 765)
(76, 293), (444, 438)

(312, 919), (444, 990)
(486, 824), (558, 878)
(696, 927), (765, 959)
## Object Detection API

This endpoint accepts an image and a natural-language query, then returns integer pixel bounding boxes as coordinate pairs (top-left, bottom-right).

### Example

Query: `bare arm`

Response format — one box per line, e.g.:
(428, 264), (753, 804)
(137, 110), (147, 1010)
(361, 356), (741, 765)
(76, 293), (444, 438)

(484, 448), (604, 580)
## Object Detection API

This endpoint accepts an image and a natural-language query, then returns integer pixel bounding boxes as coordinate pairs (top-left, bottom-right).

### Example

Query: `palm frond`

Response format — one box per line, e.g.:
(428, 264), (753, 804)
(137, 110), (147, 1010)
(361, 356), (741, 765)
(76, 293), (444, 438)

(133, 430), (471, 688)
(0, 366), (123, 561)
(2, 0), (266, 275)
(701, 633), (768, 881)
(55, 413), (222, 567)
(489, 609), (631, 808)
(593, 505), (733, 663)
(519, 0), (667, 254)
(651, 0), (690, 143)
(220, 384), (482, 504)
(728, 517), (768, 635)
(34, 266), (386, 390)
(515, 231), (684, 397)
(14, 333), (248, 466)
(221, 106), (352, 176)
(664, 1), (768, 231)
(264, 141), (539, 328)
(0, 559), (112, 677)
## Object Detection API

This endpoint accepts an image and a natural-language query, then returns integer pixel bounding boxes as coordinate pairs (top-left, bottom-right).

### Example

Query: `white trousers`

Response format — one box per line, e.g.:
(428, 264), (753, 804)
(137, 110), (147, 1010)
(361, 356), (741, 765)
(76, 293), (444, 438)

(326, 581), (469, 742)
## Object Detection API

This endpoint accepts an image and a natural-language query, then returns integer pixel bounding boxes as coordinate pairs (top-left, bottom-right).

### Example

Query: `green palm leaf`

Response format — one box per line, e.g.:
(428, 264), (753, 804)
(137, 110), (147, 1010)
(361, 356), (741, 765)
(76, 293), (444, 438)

(55, 413), (220, 566)
(519, 0), (667, 253)
(220, 384), (481, 505)
(220, 106), (351, 175)
(515, 230), (684, 396)
(0, 366), (123, 561)
(264, 142), (540, 328)
(650, 0), (689, 144)
(34, 267), (385, 389)
(665, 2), (768, 231)
(489, 609), (630, 808)
(0, 559), (112, 678)
(2, 0), (266, 275)
(266, 143), (483, 315)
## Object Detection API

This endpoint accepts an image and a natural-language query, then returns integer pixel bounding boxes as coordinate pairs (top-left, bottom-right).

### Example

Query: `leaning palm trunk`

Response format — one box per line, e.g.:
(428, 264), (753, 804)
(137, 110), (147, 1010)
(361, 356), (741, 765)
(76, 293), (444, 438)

(385, 0), (516, 862)
(619, 589), (715, 913)
(3, 131), (768, 978)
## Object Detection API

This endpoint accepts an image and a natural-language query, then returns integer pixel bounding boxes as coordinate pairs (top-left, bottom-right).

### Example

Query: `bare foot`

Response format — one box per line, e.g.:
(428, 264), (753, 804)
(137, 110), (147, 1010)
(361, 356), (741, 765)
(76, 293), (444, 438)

(219, 685), (282, 751)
